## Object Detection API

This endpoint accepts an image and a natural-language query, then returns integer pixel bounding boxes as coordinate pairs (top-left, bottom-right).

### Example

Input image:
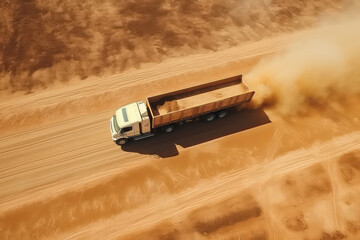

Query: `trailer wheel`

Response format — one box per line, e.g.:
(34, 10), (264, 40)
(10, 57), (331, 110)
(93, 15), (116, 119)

(162, 124), (175, 133)
(204, 113), (216, 122)
(177, 121), (185, 126)
(217, 109), (229, 118)
(116, 138), (128, 146)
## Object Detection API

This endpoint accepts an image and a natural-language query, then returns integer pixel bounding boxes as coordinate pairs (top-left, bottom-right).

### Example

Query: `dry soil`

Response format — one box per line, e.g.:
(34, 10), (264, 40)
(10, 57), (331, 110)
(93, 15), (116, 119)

(1, 1), (360, 240)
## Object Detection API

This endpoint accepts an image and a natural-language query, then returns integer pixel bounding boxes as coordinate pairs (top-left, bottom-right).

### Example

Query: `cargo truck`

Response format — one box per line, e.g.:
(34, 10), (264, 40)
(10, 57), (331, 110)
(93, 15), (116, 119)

(110, 74), (255, 145)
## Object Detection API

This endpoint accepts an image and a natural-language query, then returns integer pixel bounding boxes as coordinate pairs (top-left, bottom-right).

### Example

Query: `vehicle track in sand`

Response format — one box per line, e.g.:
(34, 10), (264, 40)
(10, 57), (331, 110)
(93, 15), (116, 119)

(0, 32), (301, 211)
(1, 29), (360, 239)
(1, 110), (359, 240)
(59, 131), (360, 240)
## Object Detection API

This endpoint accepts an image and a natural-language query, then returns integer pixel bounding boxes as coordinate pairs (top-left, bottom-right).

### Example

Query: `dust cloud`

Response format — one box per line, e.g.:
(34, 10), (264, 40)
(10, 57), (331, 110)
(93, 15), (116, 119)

(0, 0), (344, 93)
(247, 5), (360, 114)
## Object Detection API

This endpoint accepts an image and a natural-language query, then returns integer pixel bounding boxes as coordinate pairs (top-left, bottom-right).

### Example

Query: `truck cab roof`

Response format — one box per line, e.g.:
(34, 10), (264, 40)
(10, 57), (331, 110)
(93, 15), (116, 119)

(115, 102), (142, 128)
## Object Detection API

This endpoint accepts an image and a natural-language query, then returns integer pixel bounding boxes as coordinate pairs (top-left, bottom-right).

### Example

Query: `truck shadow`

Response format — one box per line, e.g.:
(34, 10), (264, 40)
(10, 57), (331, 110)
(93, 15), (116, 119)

(121, 108), (271, 158)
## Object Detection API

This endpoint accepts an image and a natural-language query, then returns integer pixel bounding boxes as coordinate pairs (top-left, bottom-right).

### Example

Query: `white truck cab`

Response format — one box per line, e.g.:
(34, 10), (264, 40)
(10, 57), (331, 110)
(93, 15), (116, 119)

(110, 101), (153, 145)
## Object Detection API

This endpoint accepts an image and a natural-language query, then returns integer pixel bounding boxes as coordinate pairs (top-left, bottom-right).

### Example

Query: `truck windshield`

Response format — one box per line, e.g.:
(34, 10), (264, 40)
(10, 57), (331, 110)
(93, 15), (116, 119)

(113, 115), (120, 133)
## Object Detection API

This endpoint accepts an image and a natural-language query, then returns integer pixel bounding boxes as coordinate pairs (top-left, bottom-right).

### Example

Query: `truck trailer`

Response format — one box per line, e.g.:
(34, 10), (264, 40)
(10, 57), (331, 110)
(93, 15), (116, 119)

(110, 74), (255, 145)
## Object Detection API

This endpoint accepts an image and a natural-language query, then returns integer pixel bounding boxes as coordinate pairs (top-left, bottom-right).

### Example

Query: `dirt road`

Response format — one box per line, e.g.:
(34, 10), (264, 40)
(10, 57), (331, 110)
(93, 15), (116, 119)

(1, 32), (360, 240)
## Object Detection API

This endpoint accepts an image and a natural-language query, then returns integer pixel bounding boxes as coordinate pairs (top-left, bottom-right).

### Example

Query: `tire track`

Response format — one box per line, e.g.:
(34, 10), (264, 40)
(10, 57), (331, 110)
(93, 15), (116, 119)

(327, 159), (343, 231)
(265, 128), (283, 162)
(59, 131), (360, 240)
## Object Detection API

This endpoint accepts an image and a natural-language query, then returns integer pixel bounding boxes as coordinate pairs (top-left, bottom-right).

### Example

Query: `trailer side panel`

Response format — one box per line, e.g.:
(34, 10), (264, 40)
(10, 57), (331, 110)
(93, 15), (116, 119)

(148, 75), (254, 128)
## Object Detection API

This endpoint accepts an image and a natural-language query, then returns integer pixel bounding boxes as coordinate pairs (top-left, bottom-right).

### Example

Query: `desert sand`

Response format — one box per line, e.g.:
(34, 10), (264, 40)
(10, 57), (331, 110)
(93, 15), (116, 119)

(1, 1), (360, 240)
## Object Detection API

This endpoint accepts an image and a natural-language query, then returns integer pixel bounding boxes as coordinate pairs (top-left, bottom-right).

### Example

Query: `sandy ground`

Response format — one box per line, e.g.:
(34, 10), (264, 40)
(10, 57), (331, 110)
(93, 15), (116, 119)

(0, 0), (345, 92)
(1, 31), (360, 239)
(1, 1), (360, 240)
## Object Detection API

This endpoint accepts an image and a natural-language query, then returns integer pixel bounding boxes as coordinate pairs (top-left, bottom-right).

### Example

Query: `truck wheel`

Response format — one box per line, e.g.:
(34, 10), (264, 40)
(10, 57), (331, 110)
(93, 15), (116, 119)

(177, 121), (185, 126)
(162, 124), (175, 133)
(204, 113), (216, 122)
(116, 138), (128, 146)
(217, 109), (229, 118)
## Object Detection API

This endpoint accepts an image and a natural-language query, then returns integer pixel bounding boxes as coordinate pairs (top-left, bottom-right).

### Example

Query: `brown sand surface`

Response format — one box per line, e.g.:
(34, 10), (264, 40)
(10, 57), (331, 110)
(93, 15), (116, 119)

(0, 0), (345, 93)
(1, 1), (360, 240)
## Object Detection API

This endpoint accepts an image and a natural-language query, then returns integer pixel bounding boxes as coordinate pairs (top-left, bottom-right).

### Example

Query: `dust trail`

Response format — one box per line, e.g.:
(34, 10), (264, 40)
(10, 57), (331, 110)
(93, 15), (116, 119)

(246, 5), (360, 114)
